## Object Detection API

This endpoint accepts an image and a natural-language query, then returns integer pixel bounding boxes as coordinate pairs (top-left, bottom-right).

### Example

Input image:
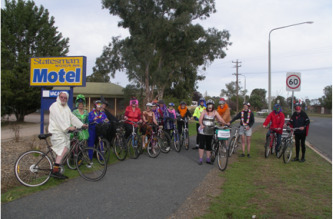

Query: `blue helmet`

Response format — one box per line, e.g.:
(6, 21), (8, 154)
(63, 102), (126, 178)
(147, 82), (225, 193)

(273, 104), (282, 113)
(168, 102), (175, 107)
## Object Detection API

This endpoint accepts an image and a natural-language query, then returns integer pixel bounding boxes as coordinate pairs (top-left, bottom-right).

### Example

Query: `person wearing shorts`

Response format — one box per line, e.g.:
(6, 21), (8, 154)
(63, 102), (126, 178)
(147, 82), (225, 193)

(228, 102), (255, 157)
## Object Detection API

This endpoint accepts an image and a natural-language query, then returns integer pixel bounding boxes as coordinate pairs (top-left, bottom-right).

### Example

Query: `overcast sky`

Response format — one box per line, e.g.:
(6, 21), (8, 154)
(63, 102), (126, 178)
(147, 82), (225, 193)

(2, 0), (332, 101)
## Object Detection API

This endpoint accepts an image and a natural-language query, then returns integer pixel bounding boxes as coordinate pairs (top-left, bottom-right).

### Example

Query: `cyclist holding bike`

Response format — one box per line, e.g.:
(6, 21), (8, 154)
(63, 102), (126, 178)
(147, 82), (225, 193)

(198, 99), (227, 165)
(88, 100), (109, 161)
(124, 97), (142, 139)
(49, 92), (88, 179)
(228, 102), (254, 158)
(176, 101), (192, 137)
(72, 94), (89, 141)
(287, 102), (310, 162)
(263, 104), (285, 155)
(163, 103), (177, 136)
(192, 97), (206, 149)
(141, 102), (158, 149)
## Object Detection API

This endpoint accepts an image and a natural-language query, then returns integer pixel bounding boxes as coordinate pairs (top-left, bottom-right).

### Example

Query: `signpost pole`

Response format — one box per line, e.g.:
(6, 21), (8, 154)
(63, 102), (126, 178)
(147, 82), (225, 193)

(40, 87), (45, 134)
(291, 91), (294, 115)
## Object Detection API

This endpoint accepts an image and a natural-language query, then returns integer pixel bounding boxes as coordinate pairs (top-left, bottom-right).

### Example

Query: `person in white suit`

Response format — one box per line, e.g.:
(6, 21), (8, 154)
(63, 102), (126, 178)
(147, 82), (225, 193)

(48, 91), (88, 179)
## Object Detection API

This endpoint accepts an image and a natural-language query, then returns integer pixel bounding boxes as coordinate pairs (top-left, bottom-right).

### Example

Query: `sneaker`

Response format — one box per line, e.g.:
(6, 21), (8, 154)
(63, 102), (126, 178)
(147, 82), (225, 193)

(50, 171), (68, 179)
(86, 162), (93, 168)
(292, 157), (299, 162)
(300, 158), (306, 162)
(198, 160), (203, 165)
(247, 154), (251, 158)
(239, 153), (245, 157)
(206, 160), (212, 164)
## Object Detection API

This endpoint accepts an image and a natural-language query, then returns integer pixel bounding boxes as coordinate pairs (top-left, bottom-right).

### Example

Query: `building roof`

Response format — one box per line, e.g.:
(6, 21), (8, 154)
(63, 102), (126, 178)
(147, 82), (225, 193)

(54, 82), (124, 98)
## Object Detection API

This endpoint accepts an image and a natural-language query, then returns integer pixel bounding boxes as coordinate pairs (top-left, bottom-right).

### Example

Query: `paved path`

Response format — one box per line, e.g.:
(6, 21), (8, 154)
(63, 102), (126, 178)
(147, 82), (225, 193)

(2, 137), (214, 219)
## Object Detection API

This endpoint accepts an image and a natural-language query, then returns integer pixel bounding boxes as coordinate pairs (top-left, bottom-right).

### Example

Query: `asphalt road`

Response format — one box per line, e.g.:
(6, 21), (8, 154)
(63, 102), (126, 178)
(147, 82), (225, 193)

(2, 137), (215, 219)
(306, 116), (332, 161)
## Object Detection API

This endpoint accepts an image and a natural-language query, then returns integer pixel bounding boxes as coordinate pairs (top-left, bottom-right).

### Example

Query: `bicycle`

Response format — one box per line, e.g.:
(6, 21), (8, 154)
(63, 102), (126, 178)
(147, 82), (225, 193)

(14, 128), (107, 187)
(125, 120), (142, 159)
(281, 127), (301, 163)
(178, 117), (190, 150)
(211, 125), (231, 171)
(156, 125), (172, 153)
(264, 127), (280, 158)
(168, 119), (181, 152)
(228, 125), (241, 156)
(112, 120), (127, 161)
(140, 125), (162, 158)
(94, 122), (112, 162)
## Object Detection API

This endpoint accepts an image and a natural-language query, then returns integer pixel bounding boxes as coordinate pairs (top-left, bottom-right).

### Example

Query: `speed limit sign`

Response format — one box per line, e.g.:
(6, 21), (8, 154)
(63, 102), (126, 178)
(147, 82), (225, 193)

(286, 72), (301, 91)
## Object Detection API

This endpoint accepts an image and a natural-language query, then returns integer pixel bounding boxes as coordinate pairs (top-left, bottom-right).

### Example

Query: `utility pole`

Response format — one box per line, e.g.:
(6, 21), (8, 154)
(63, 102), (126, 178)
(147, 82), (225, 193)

(232, 60), (241, 112)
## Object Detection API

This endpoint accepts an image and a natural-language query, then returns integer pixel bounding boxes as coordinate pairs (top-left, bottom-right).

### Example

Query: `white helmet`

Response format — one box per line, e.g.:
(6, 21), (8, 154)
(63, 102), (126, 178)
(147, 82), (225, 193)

(146, 102), (153, 107)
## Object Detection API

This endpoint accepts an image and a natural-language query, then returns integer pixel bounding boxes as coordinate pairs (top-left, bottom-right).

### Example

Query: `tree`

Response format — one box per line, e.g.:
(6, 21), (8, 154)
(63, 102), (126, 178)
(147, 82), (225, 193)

(1, 0), (69, 121)
(248, 88), (267, 110)
(92, 0), (231, 104)
(220, 81), (245, 110)
(319, 85), (332, 109)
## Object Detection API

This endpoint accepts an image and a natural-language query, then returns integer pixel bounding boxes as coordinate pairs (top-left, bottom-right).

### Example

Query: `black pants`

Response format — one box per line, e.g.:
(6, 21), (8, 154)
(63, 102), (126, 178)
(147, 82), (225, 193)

(199, 135), (213, 151)
(295, 133), (306, 159)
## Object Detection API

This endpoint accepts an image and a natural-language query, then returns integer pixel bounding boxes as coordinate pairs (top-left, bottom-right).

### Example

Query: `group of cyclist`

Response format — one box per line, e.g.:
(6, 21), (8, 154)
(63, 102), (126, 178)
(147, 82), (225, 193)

(49, 91), (310, 179)
(263, 102), (310, 162)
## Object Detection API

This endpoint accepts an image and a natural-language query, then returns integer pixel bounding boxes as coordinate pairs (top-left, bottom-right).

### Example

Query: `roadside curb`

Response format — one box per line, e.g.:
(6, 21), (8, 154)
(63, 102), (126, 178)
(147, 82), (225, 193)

(306, 141), (332, 164)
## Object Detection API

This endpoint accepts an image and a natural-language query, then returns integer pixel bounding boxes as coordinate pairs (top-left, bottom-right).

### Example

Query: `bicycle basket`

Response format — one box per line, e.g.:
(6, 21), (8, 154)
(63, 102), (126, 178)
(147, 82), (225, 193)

(95, 123), (111, 137)
(216, 129), (230, 140)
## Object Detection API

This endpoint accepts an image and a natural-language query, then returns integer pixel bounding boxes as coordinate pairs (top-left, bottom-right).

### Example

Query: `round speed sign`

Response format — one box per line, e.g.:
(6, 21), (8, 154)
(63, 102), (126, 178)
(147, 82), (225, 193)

(286, 73), (301, 91)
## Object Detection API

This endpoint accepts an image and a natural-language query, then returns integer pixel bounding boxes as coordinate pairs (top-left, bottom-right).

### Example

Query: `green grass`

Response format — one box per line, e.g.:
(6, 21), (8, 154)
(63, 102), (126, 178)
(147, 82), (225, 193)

(201, 127), (332, 219)
(2, 152), (119, 203)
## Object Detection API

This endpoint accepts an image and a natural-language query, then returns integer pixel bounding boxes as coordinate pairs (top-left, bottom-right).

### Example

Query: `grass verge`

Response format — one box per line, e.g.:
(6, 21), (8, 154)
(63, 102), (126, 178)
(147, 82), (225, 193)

(201, 127), (332, 219)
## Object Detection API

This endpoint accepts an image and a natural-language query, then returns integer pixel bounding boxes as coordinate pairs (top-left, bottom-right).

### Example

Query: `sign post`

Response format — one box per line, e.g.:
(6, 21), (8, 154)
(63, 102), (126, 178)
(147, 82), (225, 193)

(286, 72), (301, 114)
(30, 56), (86, 134)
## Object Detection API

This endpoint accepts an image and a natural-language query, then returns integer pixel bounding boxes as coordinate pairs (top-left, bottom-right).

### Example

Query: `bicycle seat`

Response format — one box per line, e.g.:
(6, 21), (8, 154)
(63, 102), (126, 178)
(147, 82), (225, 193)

(38, 133), (52, 139)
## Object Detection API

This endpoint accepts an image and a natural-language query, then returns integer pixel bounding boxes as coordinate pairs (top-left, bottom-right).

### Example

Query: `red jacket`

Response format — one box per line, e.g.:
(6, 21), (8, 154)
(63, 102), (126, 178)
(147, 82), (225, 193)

(263, 112), (285, 134)
(124, 106), (142, 125)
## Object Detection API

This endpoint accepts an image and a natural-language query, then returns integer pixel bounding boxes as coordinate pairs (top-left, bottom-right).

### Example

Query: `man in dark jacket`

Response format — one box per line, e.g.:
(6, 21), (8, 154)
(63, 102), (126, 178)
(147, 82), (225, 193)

(287, 103), (310, 162)
(228, 102), (255, 158)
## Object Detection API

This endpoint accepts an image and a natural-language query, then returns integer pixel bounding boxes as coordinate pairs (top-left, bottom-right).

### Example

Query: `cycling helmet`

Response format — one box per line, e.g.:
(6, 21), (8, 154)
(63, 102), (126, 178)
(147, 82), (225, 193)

(168, 102), (175, 107)
(180, 101), (186, 105)
(130, 97), (138, 106)
(273, 104), (281, 113)
(158, 100), (165, 105)
(206, 99), (215, 105)
(295, 102), (302, 110)
(101, 96), (109, 106)
(199, 97), (205, 102)
(146, 102), (153, 107)
(219, 98), (226, 105)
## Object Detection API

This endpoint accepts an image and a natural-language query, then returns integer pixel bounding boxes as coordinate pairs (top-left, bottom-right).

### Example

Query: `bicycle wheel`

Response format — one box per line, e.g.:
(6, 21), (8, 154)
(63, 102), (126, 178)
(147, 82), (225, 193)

(76, 147), (107, 181)
(147, 137), (161, 158)
(184, 130), (189, 150)
(217, 141), (229, 171)
(228, 136), (236, 157)
(264, 136), (270, 158)
(173, 131), (181, 152)
(127, 135), (139, 159)
(159, 131), (171, 153)
(276, 140), (285, 159)
(113, 135), (127, 161)
(283, 141), (293, 163)
(14, 150), (52, 187)
(210, 138), (217, 163)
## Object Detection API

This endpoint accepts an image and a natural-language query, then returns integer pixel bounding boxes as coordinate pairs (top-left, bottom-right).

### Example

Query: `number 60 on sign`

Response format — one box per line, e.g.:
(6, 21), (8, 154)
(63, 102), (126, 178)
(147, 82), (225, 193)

(286, 72), (301, 91)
